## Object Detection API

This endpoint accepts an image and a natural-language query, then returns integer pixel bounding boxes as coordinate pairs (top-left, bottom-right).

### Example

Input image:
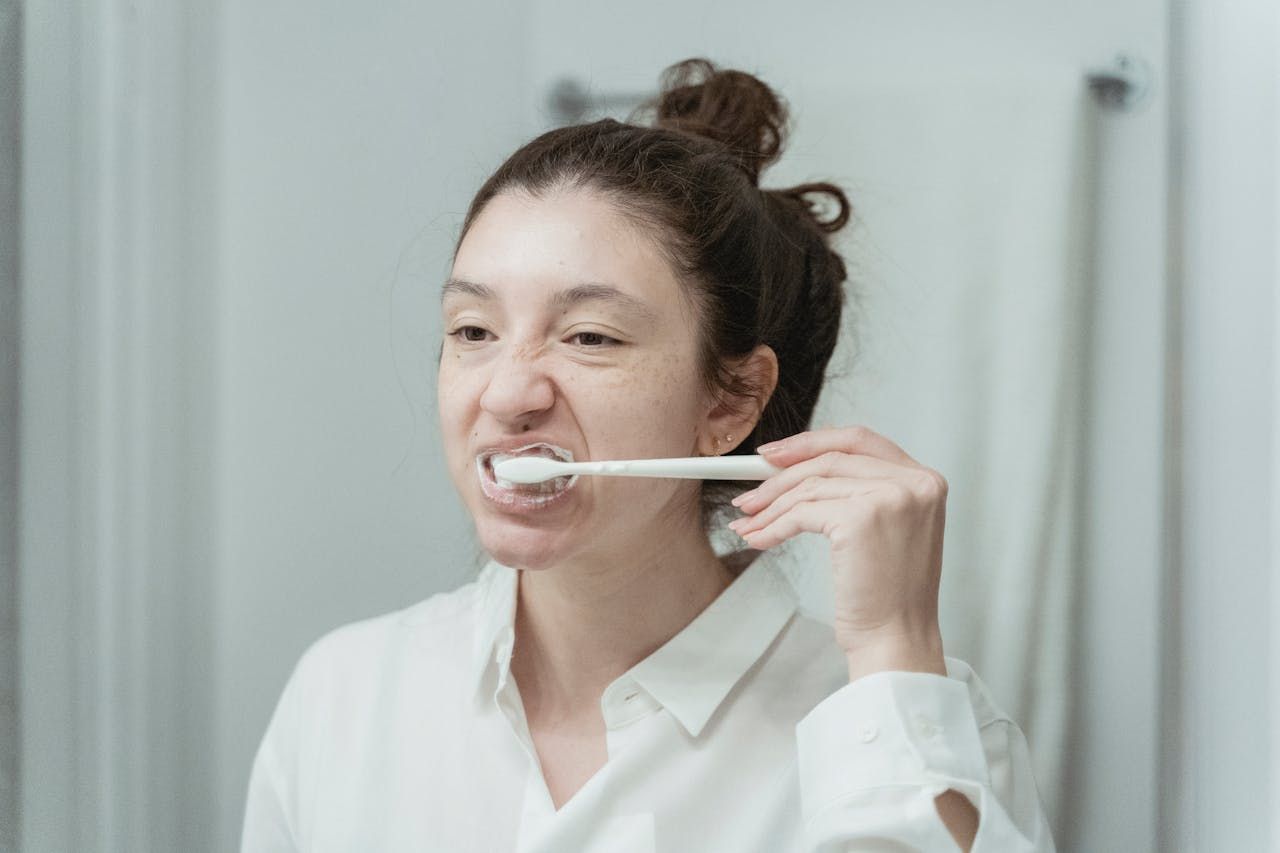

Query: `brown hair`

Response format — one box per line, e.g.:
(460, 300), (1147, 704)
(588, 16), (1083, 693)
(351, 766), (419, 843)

(451, 58), (854, 529)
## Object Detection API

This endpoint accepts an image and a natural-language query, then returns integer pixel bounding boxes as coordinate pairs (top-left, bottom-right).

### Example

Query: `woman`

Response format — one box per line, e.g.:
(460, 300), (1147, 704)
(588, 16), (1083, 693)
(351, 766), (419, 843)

(241, 58), (1055, 852)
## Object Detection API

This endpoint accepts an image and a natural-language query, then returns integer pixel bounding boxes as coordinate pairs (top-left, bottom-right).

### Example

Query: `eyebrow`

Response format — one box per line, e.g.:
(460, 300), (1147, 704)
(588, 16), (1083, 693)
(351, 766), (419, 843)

(441, 278), (659, 324)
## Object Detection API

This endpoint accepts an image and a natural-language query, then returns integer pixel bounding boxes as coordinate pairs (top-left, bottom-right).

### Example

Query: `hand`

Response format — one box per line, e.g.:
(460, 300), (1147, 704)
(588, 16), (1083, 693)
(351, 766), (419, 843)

(727, 425), (949, 680)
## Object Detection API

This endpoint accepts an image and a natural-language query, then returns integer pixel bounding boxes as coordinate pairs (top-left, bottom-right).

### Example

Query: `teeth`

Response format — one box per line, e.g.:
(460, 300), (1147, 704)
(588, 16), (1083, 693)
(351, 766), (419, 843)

(490, 445), (571, 464)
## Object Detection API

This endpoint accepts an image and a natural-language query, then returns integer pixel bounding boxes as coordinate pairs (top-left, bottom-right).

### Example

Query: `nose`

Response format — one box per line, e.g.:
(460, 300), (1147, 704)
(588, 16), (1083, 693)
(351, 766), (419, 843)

(478, 342), (556, 426)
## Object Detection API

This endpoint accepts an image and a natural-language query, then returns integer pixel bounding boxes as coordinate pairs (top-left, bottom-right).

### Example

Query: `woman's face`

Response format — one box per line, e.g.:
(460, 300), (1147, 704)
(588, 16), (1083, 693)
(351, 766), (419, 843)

(438, 187), (714, 571)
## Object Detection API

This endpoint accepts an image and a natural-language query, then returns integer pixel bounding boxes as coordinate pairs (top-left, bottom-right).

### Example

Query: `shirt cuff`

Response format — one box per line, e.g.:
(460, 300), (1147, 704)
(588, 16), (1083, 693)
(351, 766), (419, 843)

(795, 669), (990, 824)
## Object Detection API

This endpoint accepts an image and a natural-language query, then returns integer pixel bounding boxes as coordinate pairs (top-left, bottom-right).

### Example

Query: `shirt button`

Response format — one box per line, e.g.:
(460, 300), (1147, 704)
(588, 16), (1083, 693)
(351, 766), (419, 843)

(859, 724), (878, 743)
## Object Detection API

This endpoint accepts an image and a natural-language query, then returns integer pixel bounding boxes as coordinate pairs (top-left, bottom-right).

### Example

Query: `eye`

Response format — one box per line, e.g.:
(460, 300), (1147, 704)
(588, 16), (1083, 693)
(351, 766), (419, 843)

(569, 331), (619, 347)
(448, 326), (490, 343)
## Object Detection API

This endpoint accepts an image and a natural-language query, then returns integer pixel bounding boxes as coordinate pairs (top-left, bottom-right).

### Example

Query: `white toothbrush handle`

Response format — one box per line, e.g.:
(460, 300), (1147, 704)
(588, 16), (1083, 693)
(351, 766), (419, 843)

(583, 455), (782, 480)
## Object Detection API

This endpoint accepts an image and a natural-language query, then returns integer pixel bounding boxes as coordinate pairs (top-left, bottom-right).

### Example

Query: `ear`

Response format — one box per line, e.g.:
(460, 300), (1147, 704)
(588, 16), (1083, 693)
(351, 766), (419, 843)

(697, 344), (779, 456)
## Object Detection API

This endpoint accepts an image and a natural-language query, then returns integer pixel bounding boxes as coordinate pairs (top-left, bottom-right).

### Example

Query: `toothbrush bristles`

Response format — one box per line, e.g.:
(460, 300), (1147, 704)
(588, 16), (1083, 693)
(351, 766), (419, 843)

(492, 456), (562, 484)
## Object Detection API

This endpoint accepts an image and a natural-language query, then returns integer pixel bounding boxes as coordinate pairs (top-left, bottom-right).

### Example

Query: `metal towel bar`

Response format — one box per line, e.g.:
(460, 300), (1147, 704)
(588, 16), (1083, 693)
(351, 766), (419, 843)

(548, 54), (1152, 125)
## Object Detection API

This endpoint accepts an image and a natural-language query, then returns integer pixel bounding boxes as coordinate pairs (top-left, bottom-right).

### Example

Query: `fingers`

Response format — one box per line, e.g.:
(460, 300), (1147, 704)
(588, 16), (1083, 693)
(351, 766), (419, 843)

(730, 476), (864, 537)
(732, 451), (906, 516)
(732, 497), (856, 550)
(757, 425), (919, 468)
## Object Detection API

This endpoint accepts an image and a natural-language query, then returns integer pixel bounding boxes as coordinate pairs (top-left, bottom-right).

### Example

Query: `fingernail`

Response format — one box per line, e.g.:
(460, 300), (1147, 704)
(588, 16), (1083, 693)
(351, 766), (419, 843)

(731, 490), (756, 506)
(756, 441), (783, 454)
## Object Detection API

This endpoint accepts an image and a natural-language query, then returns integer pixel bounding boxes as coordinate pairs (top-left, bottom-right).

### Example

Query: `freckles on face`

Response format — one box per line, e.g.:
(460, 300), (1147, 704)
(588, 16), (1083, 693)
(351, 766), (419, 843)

(601, 347), (702, 453)
(435, 188), (714, 551)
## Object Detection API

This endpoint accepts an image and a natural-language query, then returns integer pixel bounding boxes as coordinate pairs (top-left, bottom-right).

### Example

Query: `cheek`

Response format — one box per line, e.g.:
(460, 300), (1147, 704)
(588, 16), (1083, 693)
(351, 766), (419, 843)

(436, 366), (482, 454)
(437, 355), (482, 404)
(644, 348), (706, 410)
(582, 353), (706, 449)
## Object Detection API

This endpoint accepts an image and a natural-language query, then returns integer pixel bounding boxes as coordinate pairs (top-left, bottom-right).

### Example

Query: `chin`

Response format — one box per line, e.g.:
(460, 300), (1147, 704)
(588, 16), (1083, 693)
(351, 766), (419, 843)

(462, 464), (590, 570)
(473, 518), (576, 572)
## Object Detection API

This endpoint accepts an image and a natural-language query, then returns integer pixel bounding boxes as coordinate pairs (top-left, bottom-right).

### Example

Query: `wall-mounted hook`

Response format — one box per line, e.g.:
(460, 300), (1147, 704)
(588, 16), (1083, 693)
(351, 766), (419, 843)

(1086, 54), (1153, 111)
(546, 77), (652, 125)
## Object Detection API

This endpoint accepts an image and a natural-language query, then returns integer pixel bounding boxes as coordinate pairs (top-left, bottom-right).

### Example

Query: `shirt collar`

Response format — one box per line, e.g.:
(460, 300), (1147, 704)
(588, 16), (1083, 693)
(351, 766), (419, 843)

(469, 548), (799, 739)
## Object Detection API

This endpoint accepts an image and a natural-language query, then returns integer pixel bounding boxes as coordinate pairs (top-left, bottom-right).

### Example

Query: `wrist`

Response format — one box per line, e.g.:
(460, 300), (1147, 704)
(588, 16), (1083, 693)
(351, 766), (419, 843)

(842, 627), (946, 682)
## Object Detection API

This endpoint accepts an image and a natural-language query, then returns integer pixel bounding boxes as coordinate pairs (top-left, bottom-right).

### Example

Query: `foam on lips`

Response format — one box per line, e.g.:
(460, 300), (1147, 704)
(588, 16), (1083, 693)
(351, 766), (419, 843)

(476, 442), (579, 500)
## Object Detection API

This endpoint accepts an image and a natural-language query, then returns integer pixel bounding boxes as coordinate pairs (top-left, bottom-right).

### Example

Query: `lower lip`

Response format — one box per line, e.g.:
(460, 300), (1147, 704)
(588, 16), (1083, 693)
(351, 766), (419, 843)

(475, 456), (579, 512)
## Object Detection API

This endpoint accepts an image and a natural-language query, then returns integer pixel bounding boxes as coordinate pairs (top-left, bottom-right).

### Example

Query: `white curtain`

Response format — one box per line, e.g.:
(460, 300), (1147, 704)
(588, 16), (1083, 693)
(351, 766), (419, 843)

(768, 66), (1097, 829)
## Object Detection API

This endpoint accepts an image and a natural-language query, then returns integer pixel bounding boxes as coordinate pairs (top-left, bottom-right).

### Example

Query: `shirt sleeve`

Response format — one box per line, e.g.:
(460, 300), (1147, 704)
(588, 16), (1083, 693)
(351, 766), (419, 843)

(794, 657), (1056, 852)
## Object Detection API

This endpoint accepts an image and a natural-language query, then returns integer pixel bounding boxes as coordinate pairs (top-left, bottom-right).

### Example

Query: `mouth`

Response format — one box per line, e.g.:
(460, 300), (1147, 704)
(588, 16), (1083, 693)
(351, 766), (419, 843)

(475, 442), (579, 509)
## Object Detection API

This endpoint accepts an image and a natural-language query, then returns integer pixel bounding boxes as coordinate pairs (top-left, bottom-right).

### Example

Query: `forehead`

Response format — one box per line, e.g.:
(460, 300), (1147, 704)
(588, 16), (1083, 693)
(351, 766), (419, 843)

(448, 189), (688, 313)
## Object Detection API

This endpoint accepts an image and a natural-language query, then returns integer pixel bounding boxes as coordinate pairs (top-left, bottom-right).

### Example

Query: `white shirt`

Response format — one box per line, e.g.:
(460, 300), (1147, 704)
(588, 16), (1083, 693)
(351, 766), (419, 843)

(240, 548), (1056, 852)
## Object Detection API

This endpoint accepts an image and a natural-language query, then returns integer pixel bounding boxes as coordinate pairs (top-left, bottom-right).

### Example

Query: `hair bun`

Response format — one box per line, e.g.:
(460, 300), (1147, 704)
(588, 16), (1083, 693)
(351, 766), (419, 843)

(769, 181), (853, 234)
(633, 57), (787, 186)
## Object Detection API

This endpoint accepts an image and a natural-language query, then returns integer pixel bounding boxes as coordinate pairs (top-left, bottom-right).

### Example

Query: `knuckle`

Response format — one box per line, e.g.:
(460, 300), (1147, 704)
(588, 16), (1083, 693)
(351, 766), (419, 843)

(920, 468), (948, 497)
(797, 475), (821, 497)
(846, 424), (872, 443)
(829, 526), (856, 551)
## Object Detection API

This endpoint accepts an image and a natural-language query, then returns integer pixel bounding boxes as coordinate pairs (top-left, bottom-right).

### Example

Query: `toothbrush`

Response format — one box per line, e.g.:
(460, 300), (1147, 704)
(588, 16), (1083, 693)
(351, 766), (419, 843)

(492, 454), (783, 484)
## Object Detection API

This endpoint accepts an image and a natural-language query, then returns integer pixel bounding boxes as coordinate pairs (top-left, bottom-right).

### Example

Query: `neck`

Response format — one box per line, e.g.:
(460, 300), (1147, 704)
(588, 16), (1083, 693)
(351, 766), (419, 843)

(509, 522), (737, 726)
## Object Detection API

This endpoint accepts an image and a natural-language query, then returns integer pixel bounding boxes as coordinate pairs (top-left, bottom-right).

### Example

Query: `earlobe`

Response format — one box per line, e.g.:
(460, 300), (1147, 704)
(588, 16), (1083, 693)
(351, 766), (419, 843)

(708, 433), (736, 456)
